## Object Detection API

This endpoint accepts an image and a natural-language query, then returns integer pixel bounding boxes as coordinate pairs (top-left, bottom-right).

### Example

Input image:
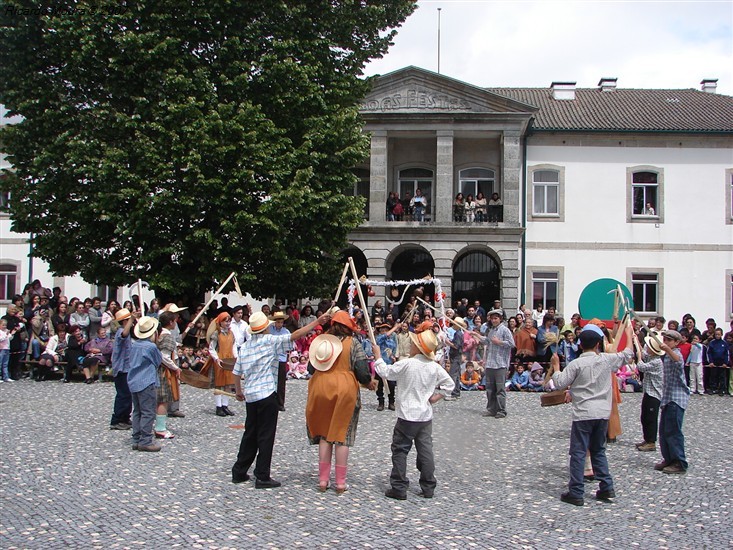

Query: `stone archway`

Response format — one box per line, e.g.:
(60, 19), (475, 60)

(387, 246), (436, 316)
(452, 249), (501, 313)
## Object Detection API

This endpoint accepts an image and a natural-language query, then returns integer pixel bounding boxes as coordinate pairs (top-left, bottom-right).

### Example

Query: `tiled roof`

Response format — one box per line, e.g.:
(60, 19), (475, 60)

(486, 87), (733, 133)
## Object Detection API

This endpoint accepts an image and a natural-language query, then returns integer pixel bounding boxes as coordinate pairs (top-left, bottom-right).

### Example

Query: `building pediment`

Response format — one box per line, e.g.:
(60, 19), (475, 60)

(361, 66), (537, 116)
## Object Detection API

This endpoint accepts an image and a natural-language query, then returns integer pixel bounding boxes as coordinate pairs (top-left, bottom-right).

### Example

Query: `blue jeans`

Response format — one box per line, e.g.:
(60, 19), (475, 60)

(32, 339), (44, 360)
(659, 402), (687, 470)
(567, 419), (612, 499)
(414, 206), (425, 221)
(131, 384), (157, 446)
(0, 349), (9, 380)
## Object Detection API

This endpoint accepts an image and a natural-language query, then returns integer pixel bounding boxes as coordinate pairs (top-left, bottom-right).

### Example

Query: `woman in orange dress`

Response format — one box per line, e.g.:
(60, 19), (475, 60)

(306, 311), (374, 494)
(199, 312), (237, 417)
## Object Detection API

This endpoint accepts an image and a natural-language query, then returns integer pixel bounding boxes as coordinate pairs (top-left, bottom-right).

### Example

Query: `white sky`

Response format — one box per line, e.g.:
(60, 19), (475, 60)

(363, 0), (733, 95)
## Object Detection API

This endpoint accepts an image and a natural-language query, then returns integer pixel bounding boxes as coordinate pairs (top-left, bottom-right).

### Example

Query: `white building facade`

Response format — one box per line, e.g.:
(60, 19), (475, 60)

(2, 68), (733, 323)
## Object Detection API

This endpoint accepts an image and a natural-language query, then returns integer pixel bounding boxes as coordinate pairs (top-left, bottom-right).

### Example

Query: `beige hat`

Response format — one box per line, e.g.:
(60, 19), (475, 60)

(310, 334), (343, 371)
(644, 330), (665, 356)
(114, 308), (132, 322)
(134, 316), (159, 339)
(270, 311), (289, 322)
(163, 303), (187, 313)
(453, 317), (468, 330)
(409, 329), (438, 360)
(248, 311), (272, 334)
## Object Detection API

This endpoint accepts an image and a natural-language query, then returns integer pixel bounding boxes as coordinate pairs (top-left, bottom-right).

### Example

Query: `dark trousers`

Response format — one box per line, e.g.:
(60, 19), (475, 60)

(277, 361), (287, 407)
(232, 392), (279, 481)
(390, 418), (436, 496)
(640, 392), (660, 443)
(567, 419), (612, 499)
(659, 402), (687, 470)
(111, 372), (132, 426)
(449, 355), (461, 397)
(376, 377), (396, 405)
(711, 367), (728, 394)
(703, 365), (712, 392)
(131, 384), (157, 446)
(485, 368), (508, 416)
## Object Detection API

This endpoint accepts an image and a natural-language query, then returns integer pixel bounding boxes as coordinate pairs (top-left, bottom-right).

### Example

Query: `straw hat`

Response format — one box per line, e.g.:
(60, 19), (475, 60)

(453, 317), (468, 330)
(409, 329), (438, 360)
(114, 308), (131, 322)
(134, 316), (159, 340)
(248, 311), (272, 334)
(270, 311), (289, 322)
(163, 303), (187, 313)
(644, 330), (665, 356)
(310, 334), (343, 371)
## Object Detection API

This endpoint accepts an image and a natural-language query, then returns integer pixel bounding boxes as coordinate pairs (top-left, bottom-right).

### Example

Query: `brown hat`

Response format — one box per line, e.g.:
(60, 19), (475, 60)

(409, 329), (438, 360)
(114, 308), (132, 322)
(331, 310), (358, 332)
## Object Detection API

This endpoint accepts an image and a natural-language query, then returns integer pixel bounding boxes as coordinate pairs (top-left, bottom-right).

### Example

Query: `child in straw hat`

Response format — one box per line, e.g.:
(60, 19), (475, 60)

(373, 327), (455, 500)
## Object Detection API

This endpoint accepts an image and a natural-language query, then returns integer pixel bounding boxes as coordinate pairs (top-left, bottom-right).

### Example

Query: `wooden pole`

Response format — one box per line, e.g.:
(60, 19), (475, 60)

(213, 389), (238, 398)
(137, 279), (144, 314)
(332, 262), (350, 304)
(348, 257), (375, 345)
(182, 271), (237, 336)
(414, 296), (464, 329)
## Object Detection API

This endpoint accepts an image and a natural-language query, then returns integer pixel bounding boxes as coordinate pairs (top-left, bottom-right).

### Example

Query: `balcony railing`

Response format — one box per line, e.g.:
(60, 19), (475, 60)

(384, 205), (503, 223)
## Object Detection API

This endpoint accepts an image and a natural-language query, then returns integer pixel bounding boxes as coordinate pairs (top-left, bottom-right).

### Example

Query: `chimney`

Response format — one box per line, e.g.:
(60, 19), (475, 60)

(598, 77), (617, 92)
(700, 79), (718, 93)
(551, 81), (576, 100)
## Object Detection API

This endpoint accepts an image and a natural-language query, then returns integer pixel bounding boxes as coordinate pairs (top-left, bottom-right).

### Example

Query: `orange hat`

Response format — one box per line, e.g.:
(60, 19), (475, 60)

(215, 312), (231, 325)
(331, 310), (358, 332)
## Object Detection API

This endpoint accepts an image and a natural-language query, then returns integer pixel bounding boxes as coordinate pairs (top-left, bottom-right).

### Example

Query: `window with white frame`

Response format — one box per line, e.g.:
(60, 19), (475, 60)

(631, 273), (658, 314)
(399, 168), (433, 221)
(459, 168), (495, 200)
(532, 170), (559, 216)
(0, 264), (17, 301)
(632, 171), (659, 216)
(532, 271), (558, 310)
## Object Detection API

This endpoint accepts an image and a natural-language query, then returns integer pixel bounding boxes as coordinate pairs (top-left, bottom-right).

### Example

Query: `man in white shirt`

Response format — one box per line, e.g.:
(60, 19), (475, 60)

(374, 328), (455, 500)
(230, 306), (249, 354)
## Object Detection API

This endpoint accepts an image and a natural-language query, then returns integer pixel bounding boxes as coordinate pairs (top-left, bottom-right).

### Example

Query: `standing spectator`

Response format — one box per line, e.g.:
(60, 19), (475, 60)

(269, 311), (292, 412)
(686, 334), (705, 394)
(537, 314), (559, 363)
(531, 303), (547, 326)
(464, 194), (476, 223)
(229, 306), (249, 356)
(453, 192), (465, 222)
(410, 188), (428, 222)
(475, 192), (487, 223)
(0, 318), (18, 382)
(515, 317), (538, 361)
(87, 297), (104, 343)
(445, 317), (466, 401)
(375, 322), (399, 411)
(655, 330), (690, 474)
(707, 328), (731, 395)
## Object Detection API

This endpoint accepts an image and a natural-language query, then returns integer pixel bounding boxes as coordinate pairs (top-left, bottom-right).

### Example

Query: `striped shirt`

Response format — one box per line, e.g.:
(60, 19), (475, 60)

(234, 333), (291, 402)
(637, 354), (663, 401)
(481, 323), (515, 369)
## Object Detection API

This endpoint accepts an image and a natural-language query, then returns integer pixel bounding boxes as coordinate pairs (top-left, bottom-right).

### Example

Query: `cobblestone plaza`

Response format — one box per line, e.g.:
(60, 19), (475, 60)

(1, 379), (731, 549)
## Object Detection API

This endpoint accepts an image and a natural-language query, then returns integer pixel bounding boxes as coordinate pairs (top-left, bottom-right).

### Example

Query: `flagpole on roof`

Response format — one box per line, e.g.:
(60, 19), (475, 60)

(437, 8), (442, 74)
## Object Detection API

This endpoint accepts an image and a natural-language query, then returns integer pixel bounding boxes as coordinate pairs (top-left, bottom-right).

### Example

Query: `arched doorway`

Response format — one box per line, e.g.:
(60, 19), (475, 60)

(452, 250), (500, 312)
(336, 247), (368, 308)
(388, 247), (435, 316)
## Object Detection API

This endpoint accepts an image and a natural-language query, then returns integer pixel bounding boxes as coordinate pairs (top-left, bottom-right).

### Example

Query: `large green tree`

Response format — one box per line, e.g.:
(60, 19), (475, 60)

(0, 0), (416, 300)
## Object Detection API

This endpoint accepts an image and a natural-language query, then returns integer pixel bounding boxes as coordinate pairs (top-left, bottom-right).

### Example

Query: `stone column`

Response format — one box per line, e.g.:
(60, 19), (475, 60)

(368, 131), (388, 222)
(435, 131), (454, 223)
(501, 131), (521, 227)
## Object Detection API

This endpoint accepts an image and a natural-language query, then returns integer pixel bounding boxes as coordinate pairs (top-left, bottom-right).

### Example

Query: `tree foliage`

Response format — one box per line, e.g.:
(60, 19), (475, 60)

(0, 0), (416, 299)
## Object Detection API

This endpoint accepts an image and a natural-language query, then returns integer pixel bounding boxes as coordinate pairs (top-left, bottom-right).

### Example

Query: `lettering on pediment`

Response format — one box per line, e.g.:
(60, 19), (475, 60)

(361, 88), (471, 112)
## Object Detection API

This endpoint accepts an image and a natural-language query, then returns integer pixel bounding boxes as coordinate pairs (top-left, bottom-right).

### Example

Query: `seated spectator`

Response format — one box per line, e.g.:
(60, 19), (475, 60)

(31, 306), (55, 360)
(63, 325), (87, 382)
(295, 353), (311, 380)
(508, 362), (530, 391)
(70, 301), (91, 341)
(179, 345), (196, 370)
(460, 361), (481, 391)
(616, 364), (642, 392)
(286, 351), (300, 379)
(36, 322), (69, 381)
(527, 362), (546, 391)
(51, 301), (70, 331)
(25, 294), (41, 320)
(82, 326), (113, 384)
(191, 346), (208, 371)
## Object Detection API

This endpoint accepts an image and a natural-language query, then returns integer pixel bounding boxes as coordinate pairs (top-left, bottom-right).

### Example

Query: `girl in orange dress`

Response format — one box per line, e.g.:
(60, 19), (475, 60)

(199, 313), (236, 416)
(306, 311), (374, 494)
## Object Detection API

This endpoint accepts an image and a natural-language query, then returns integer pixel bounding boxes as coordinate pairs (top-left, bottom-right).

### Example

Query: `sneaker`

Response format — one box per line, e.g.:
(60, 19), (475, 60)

(5, 378), (14, 383)
(384, 488), (407, 500)
(596, 489), (616, 501)
(560, 492), (584, 506)
(654, 460), (669, 471)
(481, 410), (495, 417)
(137, 443), (162, 452)
(662, 463), (687, 475)
(167, 411), (185, 418)
(377, 403), (385, 411)
(637, 442), (656, 452)
(154, 430), (175, 439)
(495, 412), (507, 419)
(443, 396), (455, 402)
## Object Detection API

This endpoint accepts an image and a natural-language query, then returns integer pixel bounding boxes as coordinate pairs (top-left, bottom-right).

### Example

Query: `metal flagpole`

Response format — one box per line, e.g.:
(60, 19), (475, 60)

(437, 8), (442, 74)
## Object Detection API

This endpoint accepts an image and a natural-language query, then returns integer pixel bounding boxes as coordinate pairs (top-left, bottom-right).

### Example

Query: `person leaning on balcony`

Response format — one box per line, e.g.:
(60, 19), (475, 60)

(488, 192), (503, 222)
(410, 188), (428, 222)
(475, 192), (487, 222)
(464, 194), (476, 223)
(453, 193), (464, 222)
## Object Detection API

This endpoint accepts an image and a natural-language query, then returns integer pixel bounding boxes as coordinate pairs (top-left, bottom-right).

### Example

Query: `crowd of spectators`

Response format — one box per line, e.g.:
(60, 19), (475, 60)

(2, 280), (731, 396)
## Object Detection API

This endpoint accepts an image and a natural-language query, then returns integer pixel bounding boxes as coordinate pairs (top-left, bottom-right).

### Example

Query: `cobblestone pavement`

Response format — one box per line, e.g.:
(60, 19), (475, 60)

(1, 377), (731, 549)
